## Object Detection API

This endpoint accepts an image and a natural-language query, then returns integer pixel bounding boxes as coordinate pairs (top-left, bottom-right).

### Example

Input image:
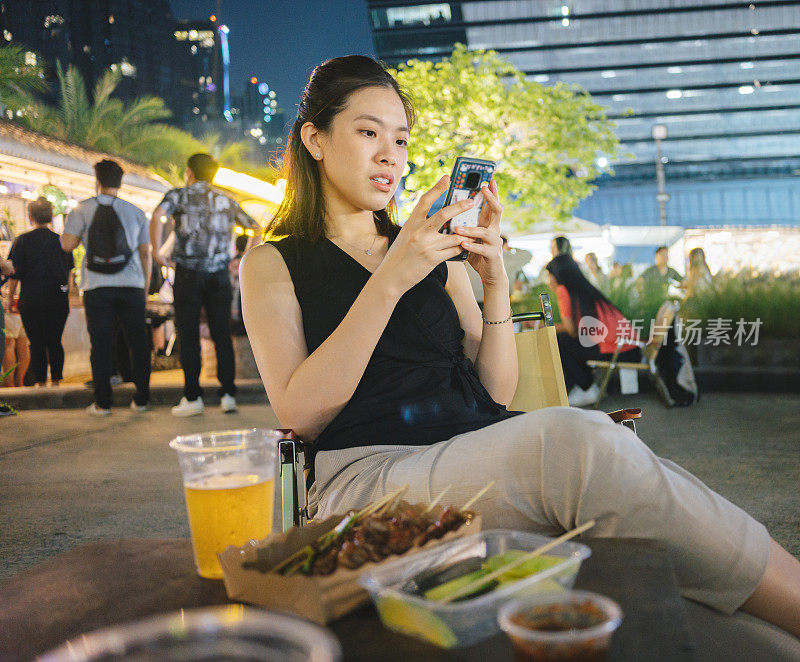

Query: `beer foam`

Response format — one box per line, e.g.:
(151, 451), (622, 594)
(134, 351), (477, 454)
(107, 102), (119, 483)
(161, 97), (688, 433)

(186, 473), (267, 490)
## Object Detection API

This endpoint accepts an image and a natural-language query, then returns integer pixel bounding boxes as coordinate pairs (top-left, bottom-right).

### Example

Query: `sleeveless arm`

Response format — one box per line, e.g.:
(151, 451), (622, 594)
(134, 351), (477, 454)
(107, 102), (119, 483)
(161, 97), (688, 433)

(445, 261), (518, 407)
(240, 243), (401, 440)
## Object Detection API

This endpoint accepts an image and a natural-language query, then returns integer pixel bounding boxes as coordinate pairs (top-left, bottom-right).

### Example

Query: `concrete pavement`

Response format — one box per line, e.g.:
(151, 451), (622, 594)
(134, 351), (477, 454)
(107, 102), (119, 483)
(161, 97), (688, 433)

(1, 392), (798, 581)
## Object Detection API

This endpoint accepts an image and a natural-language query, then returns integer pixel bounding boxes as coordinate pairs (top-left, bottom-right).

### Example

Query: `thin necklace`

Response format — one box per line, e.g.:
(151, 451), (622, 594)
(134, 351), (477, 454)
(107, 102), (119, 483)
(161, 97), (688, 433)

(331, 232), (379, 256)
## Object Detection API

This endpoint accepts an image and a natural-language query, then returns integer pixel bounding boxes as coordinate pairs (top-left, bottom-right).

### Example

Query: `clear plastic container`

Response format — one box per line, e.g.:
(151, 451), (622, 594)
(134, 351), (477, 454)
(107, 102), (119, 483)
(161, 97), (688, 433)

(358, 529), (591, 648)
(38, 605), (342, 661)
(498, 590), (622, 661)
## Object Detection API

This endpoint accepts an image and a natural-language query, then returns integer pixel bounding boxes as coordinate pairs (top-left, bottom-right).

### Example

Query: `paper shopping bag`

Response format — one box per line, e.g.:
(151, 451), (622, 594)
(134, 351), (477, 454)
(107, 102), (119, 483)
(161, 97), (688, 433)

(510, 325), (569, 412)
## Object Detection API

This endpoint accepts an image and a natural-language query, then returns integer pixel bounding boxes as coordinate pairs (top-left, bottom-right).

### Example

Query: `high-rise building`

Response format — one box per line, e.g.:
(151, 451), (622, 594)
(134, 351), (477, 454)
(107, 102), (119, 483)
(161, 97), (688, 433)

(0, 0), (181, 119)
(366, 1), (800, 229)
(172, 17), (233, 128)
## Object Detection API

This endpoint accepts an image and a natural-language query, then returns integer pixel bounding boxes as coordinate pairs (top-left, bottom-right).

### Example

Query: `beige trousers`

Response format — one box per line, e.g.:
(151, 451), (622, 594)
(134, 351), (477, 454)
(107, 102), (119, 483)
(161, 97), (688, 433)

(308, 406), (769, 614)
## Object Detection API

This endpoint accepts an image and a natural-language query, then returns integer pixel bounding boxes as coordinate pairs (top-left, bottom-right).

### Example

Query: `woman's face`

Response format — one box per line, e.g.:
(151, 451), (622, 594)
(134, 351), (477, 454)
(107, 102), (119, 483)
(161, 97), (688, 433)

(315, 86), (409, 216)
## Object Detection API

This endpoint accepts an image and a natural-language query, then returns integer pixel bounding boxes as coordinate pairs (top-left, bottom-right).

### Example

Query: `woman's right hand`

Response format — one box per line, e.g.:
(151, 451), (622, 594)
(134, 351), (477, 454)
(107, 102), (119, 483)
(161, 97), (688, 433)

(375, 175), (474, 296)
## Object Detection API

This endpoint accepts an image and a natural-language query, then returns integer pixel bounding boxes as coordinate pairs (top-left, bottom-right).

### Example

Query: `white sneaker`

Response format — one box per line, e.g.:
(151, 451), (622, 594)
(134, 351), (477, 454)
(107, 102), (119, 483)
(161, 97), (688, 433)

(86, 403), (112, 417)
(171, 397), (204, 417)
(568, 383), (600, 408)
(130, 401), (150, 412)
(220, 394), (237, 413)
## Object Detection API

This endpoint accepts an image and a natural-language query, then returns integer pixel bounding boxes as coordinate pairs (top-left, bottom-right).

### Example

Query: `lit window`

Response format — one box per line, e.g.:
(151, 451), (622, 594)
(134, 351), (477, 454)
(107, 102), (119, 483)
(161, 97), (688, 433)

(174, 31), (188, 40)
(3, 30), (12, 41)
(666, 89), (683, 99)
(189, 30), (198, 40)
(109, 14), (114, 24)
(386, 4), (450, 28)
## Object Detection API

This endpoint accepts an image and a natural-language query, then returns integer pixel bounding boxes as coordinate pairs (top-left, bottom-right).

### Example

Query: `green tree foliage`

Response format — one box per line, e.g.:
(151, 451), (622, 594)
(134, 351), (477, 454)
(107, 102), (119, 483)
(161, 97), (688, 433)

(0, 44), (45, 103)
(10, 62), (201, 170)
(392, 45), (620, 232)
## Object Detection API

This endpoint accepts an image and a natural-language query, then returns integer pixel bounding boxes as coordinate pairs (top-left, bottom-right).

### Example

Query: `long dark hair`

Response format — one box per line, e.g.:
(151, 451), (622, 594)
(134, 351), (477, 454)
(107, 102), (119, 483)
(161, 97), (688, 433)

(265, 55), (416, 242)
(546, 254), (620, 320)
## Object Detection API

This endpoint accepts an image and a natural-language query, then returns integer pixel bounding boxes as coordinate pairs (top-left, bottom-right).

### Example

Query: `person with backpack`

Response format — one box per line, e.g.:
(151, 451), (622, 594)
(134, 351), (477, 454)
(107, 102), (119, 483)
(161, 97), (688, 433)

(62, 159), (152, 416)
(150, 153), (258, 417)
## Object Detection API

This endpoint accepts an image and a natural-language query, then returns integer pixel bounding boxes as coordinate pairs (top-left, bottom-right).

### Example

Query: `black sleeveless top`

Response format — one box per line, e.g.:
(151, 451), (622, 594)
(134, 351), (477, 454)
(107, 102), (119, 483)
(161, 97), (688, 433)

(270, 236), (521, 453)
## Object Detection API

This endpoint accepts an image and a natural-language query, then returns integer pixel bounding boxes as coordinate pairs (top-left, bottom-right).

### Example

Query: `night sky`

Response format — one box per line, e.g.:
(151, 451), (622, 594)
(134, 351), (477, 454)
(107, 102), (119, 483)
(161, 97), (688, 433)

(168, 0), (376, 135)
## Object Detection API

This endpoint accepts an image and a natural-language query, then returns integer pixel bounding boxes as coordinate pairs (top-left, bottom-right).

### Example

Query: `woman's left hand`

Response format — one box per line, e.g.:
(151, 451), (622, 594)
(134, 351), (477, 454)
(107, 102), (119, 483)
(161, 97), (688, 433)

(453, 179), (506, 287)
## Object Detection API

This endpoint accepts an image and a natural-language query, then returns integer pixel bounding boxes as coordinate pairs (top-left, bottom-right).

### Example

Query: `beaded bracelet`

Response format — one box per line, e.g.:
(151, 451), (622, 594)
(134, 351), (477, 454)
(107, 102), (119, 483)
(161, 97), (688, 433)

(482, 312), (513, 325)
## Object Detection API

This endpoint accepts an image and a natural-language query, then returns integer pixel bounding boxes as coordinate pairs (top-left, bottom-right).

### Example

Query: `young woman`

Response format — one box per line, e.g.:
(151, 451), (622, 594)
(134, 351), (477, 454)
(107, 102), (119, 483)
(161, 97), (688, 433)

(544, 254), (639, 406)
(240, 55), (800, 638)
(683, 246), (714, 301)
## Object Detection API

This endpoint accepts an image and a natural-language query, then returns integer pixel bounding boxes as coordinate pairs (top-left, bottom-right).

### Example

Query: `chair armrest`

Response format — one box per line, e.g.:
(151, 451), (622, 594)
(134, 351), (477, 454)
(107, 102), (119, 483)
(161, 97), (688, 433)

(606, 408), (643, 423)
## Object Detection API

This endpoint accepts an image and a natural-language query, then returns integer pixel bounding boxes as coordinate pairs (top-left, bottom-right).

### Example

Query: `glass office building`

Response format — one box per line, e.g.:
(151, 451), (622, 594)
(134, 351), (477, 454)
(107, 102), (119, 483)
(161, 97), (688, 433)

(366, 1), (800, 230)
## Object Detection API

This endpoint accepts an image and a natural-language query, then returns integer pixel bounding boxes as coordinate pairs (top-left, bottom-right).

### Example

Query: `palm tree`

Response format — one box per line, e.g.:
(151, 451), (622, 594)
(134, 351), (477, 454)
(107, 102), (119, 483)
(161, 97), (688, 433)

(10, 62), (201, 170)
(0, 44), (45, 106)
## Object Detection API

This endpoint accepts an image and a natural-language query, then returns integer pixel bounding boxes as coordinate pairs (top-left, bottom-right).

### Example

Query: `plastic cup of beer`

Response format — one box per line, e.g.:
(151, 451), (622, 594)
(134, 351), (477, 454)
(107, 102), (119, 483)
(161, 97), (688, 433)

(170, 428), (281, 579)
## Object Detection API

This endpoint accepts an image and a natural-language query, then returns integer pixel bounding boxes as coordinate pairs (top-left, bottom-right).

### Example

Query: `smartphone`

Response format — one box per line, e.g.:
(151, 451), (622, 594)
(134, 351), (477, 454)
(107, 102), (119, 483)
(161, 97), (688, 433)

(439, 157), (496, 261)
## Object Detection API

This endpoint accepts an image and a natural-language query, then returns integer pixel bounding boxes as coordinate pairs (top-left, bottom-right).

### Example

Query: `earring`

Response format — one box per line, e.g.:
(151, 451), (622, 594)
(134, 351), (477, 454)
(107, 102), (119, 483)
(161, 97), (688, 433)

(315, 152), (322, 160)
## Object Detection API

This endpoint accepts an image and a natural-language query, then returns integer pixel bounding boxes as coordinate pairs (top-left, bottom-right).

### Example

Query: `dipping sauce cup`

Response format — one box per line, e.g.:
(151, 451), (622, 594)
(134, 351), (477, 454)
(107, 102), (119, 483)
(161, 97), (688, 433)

(170, 429), (280, 579)
(498, 590), (622, 662)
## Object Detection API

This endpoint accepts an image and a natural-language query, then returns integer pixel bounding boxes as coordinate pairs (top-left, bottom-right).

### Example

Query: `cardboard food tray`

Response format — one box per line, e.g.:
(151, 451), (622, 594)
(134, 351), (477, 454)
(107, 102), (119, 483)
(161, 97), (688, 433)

(219, 503), (482, 624)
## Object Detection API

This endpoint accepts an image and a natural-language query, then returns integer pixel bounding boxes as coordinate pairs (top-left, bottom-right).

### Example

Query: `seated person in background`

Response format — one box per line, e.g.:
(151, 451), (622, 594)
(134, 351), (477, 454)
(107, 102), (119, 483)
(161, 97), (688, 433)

(545, 254), (639, 407)
(583, 252), (606, 290)
(638, 245), (682, 299)
(682, 247), (713, 301)
(241, 54), (800, 640)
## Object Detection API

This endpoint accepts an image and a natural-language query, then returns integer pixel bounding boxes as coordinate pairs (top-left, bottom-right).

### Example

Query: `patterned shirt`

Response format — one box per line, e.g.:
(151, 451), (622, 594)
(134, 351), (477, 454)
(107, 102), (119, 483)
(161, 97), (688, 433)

(157, 181), (257, 272)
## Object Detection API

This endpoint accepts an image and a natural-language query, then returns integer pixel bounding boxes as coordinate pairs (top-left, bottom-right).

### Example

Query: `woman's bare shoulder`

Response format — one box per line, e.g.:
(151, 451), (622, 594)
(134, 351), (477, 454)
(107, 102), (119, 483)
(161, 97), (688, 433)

(239, 242), (292, 284)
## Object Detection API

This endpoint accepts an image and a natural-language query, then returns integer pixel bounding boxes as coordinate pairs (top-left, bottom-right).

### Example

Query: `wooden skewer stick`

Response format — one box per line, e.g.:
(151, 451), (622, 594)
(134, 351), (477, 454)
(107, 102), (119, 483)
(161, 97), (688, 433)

(460, 480), (496, 511)
(438, 519), (596, 604)
(423, 484), (452, 514)
(359, 484), (409, 520)
(378, 484), (411, 516)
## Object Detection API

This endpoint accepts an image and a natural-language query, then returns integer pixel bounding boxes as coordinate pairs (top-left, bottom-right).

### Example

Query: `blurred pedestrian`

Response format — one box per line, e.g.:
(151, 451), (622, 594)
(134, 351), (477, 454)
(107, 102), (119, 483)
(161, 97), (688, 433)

(638, 246), (682, 299)
(550, 235), (572, 258)
(150, 153), (258, 416)
(1, 291), (29, 387)
(229, 232), (249, 336)
(62, 160), (152, 416)
(6, 197), (72, 387)
(683, 247), (713, 301)
(545, 254), (639, 407)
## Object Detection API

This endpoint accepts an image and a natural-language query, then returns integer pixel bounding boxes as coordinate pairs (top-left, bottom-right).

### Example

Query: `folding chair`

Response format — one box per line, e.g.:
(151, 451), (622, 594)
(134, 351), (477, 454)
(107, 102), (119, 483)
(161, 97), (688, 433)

(276, 293), (642, 532)
(587, 300), (680, 409)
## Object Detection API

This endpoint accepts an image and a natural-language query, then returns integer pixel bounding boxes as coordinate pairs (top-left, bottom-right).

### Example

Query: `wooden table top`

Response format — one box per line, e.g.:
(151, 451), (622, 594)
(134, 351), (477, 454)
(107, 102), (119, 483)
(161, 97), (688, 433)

(0, 537), (693, 661)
